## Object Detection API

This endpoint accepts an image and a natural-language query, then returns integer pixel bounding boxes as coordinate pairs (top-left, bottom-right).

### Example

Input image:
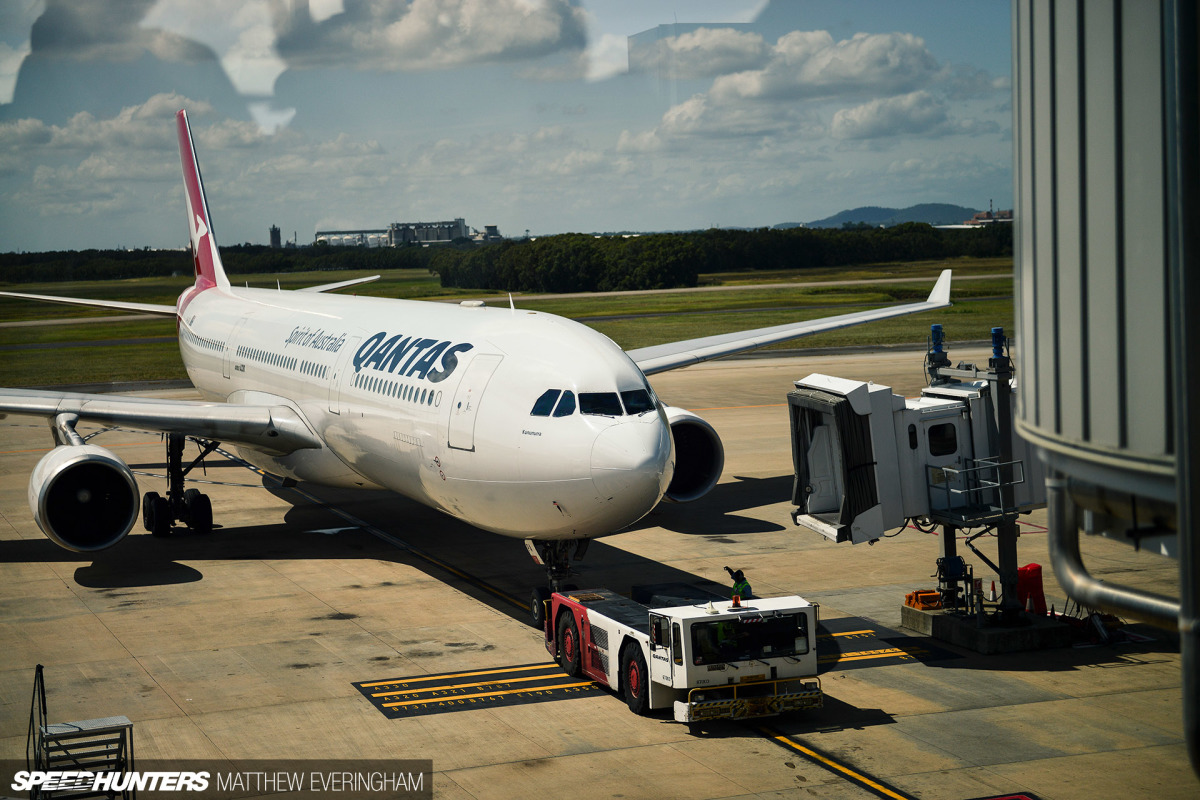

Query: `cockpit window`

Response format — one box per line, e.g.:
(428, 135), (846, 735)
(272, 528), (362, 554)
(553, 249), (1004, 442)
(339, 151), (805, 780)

(531, 389), (560, 417)
(553, 390), (576, 417)
(579, 392), (623, 416)
(621, 389), (655, 415)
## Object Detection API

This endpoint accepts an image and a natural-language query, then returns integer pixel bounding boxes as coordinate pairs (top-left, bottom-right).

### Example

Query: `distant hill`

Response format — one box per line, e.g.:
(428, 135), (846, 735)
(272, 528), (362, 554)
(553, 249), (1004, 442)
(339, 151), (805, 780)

(800, 203), (982, 229)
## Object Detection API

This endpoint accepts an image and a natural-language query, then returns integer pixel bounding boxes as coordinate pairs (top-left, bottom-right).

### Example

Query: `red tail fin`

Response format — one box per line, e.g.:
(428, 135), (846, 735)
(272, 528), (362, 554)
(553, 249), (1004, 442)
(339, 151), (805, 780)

(176, 110), (230, 291)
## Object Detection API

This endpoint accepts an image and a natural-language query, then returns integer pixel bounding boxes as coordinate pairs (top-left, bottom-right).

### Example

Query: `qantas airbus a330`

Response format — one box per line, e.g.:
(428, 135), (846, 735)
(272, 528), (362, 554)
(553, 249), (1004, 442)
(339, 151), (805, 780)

(0, 110), (951, 598)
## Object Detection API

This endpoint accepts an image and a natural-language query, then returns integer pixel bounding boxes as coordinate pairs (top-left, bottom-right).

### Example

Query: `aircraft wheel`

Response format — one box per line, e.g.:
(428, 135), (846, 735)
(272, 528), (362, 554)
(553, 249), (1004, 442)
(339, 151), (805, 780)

(187, 492), (213, 535)
(148, 495), (171, 537)
(557, 612), (581, 677)
(622, 644), (649, 716)
(530, 586), (550, 630)
(142, 492), (160, 532)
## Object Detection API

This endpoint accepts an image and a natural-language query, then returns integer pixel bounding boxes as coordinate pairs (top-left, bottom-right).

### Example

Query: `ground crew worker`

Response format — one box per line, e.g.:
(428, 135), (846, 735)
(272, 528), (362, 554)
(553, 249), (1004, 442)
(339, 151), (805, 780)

(724, 566), (752, 600)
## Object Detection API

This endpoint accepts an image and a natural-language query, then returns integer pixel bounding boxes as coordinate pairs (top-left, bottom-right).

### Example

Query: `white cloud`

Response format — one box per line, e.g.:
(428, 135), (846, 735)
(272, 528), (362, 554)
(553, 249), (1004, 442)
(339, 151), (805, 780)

(274, 0), (588, 72)
(832, 91), (1001, 141)
(831, 91), (946, 139)
(629, 27), (768, 80)
(712, 30), (940, 102)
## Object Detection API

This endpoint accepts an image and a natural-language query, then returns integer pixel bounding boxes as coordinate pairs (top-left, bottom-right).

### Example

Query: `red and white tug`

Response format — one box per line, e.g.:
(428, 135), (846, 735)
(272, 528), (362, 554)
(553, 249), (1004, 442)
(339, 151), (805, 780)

(540, 585), (822, 721)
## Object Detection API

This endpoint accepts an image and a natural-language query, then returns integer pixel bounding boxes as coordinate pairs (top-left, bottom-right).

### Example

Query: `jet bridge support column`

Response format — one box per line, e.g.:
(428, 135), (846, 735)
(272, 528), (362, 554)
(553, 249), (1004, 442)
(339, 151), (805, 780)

(990, 331), (1022, 623)
(928, 328), (1024, 621)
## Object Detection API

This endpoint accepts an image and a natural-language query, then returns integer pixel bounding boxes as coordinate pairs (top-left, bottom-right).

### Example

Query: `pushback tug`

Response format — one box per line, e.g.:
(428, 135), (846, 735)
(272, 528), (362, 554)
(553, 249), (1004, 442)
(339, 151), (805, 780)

(540, 584), (822, 721)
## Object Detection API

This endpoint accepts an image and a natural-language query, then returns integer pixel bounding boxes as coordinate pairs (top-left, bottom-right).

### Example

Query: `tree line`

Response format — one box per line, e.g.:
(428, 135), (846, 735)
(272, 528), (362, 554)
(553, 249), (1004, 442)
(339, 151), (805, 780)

(433, 223), (1012, 292)
(0, 243), (438, 284)
(1, 223), (1011, 290)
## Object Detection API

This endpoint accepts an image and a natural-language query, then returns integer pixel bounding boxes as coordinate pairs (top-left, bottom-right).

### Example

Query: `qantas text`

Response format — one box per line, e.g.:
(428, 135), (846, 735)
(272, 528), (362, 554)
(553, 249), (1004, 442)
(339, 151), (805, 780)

(352, 331), (474, 384)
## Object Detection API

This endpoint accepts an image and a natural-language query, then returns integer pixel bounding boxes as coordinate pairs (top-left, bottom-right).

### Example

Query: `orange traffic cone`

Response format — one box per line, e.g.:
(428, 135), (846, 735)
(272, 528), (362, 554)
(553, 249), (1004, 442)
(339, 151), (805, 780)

(989, 581), (997, 602)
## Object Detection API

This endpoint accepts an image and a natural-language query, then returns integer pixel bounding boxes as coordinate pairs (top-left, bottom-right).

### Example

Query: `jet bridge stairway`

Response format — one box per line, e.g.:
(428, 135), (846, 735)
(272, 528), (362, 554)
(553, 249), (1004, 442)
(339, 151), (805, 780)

(26, 664), (135, 800)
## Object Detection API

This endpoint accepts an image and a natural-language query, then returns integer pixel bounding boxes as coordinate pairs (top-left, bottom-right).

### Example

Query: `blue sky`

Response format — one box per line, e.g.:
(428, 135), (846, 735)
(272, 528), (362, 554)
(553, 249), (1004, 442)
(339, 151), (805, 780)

(0, 1), (1012, 252)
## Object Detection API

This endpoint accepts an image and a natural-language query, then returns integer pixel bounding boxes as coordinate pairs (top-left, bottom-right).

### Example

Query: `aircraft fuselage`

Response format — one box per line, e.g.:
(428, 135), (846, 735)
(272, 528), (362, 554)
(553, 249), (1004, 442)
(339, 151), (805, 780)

(176, 286), (675, 541)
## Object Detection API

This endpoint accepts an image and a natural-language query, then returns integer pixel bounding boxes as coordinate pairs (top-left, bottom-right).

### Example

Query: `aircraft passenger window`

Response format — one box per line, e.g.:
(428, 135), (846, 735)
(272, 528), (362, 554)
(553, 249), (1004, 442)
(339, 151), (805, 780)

(928, 423), (958, 457)
(621, 389), (655, 415)
(579, 392), (622, 416)
(531, 389), (561, 416)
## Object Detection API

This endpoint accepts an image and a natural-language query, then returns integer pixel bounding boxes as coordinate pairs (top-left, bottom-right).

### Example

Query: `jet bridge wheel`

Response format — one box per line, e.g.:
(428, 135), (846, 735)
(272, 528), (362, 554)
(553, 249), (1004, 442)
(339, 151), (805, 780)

(557, 612), (582, 677)
(621, 644), (649, 716)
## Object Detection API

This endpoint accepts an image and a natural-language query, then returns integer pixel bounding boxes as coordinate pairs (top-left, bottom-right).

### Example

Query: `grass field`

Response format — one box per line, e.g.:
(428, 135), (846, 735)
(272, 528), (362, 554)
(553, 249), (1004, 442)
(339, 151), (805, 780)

(0, 256), (1012, 387)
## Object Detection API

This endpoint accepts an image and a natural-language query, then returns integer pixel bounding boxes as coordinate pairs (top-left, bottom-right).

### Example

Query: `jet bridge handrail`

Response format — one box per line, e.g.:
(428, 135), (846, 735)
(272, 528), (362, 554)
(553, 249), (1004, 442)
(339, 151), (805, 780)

(926, 457), (1027, 518)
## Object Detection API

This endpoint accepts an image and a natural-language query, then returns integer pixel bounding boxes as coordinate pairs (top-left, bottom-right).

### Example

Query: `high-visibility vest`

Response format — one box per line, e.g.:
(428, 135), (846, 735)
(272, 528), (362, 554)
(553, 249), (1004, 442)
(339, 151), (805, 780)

(732, 579), (752, 599)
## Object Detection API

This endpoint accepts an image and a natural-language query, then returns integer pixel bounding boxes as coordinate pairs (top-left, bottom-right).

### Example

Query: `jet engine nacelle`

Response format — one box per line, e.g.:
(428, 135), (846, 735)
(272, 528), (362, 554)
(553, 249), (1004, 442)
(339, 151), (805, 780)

(662, 406), (725, 502)
(28, 444), (140, 552)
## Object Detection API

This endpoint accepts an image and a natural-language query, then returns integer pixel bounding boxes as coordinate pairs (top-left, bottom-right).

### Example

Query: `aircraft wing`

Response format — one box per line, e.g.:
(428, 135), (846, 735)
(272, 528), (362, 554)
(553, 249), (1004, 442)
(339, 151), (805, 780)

(629, 269), (952, 376)
(0, 290), (177, 316)
(0, 388), (322, 456)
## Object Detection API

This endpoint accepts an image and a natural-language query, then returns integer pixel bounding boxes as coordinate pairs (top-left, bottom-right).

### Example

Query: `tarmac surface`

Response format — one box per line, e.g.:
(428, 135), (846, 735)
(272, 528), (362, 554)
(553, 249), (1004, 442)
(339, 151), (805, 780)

(0, 349), (1192, 799)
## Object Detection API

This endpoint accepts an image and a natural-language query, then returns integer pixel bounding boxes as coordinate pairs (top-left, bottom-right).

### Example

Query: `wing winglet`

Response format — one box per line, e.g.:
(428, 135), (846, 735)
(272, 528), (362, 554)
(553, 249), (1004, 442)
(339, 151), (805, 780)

(927, 268), (952, 305)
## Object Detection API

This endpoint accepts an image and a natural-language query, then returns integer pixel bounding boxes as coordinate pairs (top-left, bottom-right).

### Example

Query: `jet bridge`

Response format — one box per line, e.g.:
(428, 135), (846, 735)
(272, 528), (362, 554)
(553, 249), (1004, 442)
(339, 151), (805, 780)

(788, 330), (1045, 546)
(788, 326), (1047, 626)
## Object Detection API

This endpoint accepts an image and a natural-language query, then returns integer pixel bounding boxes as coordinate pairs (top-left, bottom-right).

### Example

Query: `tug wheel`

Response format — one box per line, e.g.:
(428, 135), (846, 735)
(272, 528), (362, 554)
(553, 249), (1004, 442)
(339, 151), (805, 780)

(557, 612), (581, 677)
(622, 645), (649, 716)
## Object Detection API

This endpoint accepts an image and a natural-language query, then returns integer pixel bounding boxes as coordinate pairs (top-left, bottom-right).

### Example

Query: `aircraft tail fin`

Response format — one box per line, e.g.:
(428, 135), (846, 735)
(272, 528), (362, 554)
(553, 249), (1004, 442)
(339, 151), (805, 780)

(176, 109), (231, 292)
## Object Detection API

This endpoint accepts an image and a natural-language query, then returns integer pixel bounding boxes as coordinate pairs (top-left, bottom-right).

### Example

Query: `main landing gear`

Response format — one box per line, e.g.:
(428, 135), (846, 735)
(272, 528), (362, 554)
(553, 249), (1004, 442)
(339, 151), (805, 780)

(527, 538), (589, 628)
(142, 432), (221, 538)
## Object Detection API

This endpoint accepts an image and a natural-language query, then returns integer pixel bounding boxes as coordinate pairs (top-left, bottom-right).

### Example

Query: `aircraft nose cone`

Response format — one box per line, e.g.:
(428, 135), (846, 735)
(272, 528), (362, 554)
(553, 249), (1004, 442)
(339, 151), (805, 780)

(590, 418), (672, 509)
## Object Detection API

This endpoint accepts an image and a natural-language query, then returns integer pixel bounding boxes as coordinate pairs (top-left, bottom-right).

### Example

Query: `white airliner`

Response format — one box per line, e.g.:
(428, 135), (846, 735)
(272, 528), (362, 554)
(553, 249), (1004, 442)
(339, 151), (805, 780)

(0, 110), (952, 599)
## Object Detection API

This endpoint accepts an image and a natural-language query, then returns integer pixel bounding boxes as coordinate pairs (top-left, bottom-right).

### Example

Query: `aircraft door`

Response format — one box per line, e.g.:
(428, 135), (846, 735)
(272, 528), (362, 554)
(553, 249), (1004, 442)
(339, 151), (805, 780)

(447, 354), (503, 452)
(222, 315), (251, 379)
(328, 336), (360, 414)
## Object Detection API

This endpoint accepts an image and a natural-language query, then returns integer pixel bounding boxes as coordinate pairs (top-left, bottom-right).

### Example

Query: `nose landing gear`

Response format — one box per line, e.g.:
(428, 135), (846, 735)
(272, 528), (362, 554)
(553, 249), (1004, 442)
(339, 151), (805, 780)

(526, 538), (589, 628)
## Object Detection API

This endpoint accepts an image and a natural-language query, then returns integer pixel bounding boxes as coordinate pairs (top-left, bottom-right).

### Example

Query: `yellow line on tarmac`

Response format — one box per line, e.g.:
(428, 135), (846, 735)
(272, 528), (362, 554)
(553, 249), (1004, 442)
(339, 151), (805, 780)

(758, 728), (916, 800)
(360, 663), (561, 688)
(819, 647), (929, 664)
(372, 672), (576, 698)
(383, 681), (595, 708)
